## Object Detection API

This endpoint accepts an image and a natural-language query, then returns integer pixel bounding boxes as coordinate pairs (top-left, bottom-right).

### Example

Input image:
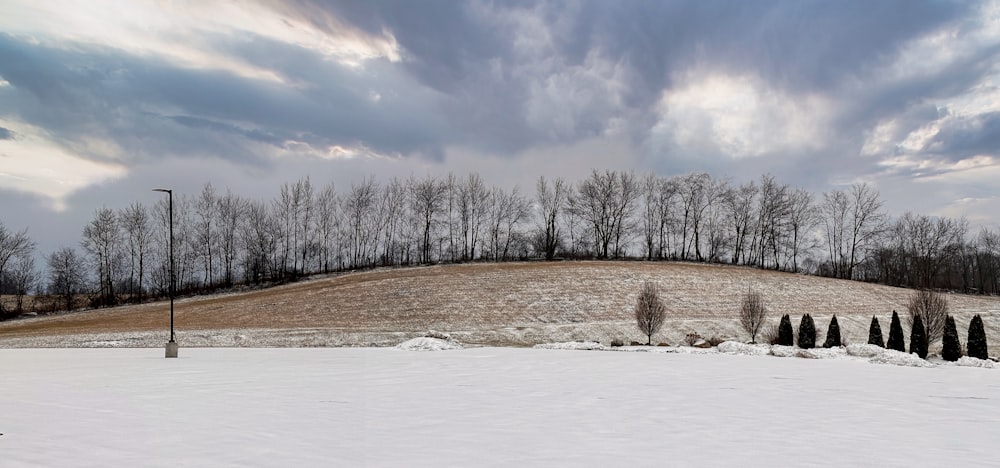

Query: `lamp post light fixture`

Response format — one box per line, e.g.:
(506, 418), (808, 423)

(153, 188), (178, 358)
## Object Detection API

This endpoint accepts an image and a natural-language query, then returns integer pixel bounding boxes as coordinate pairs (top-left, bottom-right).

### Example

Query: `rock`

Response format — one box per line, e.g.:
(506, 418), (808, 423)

(692, 339), (712, 348)
(656, 342), (670, 347)
(610, 339), (624, 347)
(629, 341), (643, 346)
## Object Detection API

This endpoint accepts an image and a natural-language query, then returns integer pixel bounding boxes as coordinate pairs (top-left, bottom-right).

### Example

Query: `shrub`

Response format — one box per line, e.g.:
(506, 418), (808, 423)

(739, 289), (768, 343)
(941, 315), (962, 362)
(967, 314), (989, 360)
(634, 282), (667, 345)
(822, 315), (842, 348)
(909, 313), (928, 359)
(610, 339), (624, 347)
(886, 310), (905, 352)
(762, 323), (780, 345)
(798, 314), (816, 349)
(906, 290), (948, 346)
(868, 316), (884, 348)
(777, 314), (794, 346)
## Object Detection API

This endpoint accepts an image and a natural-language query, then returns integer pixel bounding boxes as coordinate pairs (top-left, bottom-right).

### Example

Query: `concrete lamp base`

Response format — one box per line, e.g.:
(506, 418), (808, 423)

(165, 341), (179, 358)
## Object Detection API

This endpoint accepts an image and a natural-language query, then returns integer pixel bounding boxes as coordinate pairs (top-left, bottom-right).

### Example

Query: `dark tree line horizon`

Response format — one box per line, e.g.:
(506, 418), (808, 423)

(2, 168), (1000, 317)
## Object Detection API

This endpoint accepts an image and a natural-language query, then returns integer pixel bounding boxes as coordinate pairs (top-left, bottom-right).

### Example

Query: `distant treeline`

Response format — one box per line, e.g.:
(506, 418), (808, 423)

(2, 169), (999, 318)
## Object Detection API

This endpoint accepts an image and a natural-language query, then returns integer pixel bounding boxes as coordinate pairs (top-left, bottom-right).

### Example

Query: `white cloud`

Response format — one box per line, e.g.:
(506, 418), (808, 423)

(0, 0), (401, 83)
(651, 73), (832, 159)
(0, 119), (127, 210)
(860, 1), (1000, 162)
(277, 140), (400, 161)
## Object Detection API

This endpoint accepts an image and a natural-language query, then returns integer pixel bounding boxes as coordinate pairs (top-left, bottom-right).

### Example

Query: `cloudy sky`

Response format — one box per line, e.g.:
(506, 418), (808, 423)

(2, 0), (1000, 256)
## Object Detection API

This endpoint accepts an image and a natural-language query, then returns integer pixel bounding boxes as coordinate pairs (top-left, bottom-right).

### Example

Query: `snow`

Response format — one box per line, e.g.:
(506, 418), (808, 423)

(395, 337), (463, 351)
(3, 348), (999, 467)
(868, 349), (936, 368)
(846, 343), (887, 358)
(533, 341), (607, 351)
(955, 356), (996, 369)
(716, 341), (771, 356)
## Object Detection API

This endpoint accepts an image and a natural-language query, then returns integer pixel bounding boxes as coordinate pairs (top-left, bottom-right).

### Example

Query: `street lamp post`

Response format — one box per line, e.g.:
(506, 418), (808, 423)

(153, 188), (178, 358)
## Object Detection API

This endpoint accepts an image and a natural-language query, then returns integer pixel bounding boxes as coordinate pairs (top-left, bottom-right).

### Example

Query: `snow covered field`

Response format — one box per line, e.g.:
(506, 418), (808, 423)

(4, 347), (999, 467)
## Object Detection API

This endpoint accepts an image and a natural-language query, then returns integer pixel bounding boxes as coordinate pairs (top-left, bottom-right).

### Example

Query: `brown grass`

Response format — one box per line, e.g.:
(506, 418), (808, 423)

(3, 261), (1000, 345)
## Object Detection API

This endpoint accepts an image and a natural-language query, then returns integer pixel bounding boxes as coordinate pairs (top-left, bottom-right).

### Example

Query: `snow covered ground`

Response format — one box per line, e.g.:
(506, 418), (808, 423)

(3, 347), (999, 467)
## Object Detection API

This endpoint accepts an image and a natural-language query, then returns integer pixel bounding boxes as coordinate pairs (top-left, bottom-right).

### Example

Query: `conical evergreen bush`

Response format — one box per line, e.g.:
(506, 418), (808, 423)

(941, 315), (962, 362)
(967, 314), (989, 360)
(822, 315), (842, 348)
(868, 316), (884, 348)
(886, 310), (905, 352)
(777, 314), (794, 346)
(798, 314), (816, 349)
(909, 313), (928, 359)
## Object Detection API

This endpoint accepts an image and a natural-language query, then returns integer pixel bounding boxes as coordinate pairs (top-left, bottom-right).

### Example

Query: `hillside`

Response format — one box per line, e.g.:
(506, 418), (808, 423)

(3, 261), (1000, 351)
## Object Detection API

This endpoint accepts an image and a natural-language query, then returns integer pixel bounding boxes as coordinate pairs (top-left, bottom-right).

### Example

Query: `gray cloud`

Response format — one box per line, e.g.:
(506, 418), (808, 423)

(2, 0), (1000, 257)
(931, 112), (1000, 159)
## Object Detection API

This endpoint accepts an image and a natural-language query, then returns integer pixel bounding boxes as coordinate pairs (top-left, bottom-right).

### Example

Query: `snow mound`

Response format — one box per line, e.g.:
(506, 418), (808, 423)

(846, 344), (886, 358)
(869, 349), (935, 368)
(956, 356), (996, 369)
(672, 346), (718, 354)
(770, 345), (797, 358)
(717, 341), (771, 356)
(534, 341), (608, 351)
(396, 337), (463, 351)
(802, 347), (848, 359)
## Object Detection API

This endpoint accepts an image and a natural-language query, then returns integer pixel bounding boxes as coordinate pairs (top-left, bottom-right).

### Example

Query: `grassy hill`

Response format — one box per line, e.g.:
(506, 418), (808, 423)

(3, 261), (1000, 351)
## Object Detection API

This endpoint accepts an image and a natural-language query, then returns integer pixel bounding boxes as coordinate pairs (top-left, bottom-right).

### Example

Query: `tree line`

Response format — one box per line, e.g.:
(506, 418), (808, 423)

(2, 169), (1000, 318)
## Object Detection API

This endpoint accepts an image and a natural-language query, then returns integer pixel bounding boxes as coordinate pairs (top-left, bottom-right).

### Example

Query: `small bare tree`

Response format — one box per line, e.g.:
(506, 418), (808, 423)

(740, 288), (768, 343)
(906, 289), (948, 345)
(635, 282), (666, 345)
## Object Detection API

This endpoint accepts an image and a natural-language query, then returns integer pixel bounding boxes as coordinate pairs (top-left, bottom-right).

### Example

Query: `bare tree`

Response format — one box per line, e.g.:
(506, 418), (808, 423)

(847, 183), (887, 280)
(82, 207), (122, 306)
(240, 199), (280, 284)
(634, 281), (667, 345)
(410, 175), (447, 264)
(571, 170), (640, 258)
(786, 188), (819, 273)
(9, 253), (36, 314)
(0, 222), (35, 316)
(295, 177), (315, 274)
(120, 202), (152, 301)
(343, 177), (379, 268)
(314, 182), (340, 272)
(379, 178), (409, 266)
(460, 173), (488, 261)
(47, 246), (86, 312)
(740, 288), (768, 343)
(216, 190), (245, 286)
(640, 174), (661, 260)
(822, 189), (850, 278)
(754, 175), (791, 270)
(906, 289), (949, 345)
(486, 186), (530, 261)
(535, 176), (567, 260)
(724, 180), (757, 265)
(195, 182), (217, 287)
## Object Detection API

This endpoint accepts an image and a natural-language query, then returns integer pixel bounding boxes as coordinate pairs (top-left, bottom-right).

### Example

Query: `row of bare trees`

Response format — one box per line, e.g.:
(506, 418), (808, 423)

(4, 168), (1000, 315)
